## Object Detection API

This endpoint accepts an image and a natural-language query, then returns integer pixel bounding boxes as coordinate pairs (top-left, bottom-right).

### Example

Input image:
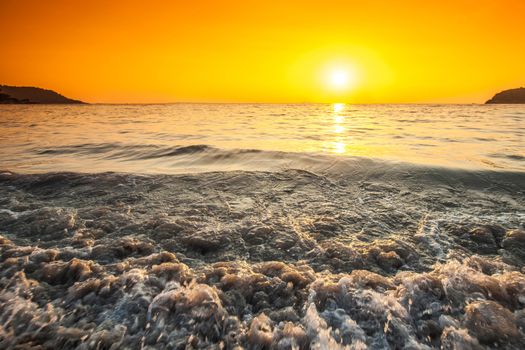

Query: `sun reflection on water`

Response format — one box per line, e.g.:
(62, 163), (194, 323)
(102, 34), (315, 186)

(334, 124), (345, 133)
(333, 103), (345, 113)
(332, 141), (346, 154)
(331, 103), (347, 154)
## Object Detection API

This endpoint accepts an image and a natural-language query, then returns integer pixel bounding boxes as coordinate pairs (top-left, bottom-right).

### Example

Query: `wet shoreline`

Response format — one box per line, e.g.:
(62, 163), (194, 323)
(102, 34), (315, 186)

(1, 168), (524, 349)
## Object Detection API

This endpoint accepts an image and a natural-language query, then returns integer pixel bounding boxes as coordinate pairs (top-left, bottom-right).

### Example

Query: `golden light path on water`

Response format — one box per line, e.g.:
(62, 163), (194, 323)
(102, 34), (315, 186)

(330, 103), (347, 154)
(327, 103), (380, 157)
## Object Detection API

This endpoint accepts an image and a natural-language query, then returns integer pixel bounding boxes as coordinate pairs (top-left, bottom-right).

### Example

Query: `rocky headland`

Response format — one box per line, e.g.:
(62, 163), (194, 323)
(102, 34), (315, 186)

(486, 87), (525, 104)
(0, 85), (85, 104)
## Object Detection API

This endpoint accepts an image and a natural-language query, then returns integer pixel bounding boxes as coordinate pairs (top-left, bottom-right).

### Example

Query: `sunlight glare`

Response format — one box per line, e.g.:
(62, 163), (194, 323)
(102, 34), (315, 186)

(333, 141), (346, 154)
(331, 70), (348, 88)
(327, 67), (357, 91)
(333, 103), (345, 113)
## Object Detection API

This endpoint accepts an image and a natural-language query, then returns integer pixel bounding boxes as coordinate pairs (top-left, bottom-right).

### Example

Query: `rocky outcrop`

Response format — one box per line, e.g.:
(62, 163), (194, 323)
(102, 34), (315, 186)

(0, 85), (85, 104)
(486, 87), (525, 104)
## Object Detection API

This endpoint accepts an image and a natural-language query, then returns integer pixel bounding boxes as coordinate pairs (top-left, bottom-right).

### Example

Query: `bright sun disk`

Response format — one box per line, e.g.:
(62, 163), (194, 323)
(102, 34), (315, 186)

(330, 69), (349, 88)
(325, 66), (358, 92)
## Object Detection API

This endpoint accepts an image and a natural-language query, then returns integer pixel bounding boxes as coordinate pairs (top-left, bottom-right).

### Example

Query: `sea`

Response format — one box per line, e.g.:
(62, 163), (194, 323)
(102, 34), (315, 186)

(0, 103), (524, 173)
(0, 103), (524, 349)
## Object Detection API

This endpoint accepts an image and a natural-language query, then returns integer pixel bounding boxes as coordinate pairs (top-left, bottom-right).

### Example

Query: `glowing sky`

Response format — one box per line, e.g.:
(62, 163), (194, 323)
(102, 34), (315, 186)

(1, 0), (524, 103)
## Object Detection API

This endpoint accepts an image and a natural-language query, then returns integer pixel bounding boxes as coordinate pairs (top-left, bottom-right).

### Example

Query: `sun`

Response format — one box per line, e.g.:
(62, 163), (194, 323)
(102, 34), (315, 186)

(325, 66), (358, 91)
(330, 69), (349, 88)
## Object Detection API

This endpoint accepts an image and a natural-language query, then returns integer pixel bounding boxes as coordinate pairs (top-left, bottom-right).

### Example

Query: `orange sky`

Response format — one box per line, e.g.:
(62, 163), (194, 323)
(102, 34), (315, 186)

(1, 0), (524, 103)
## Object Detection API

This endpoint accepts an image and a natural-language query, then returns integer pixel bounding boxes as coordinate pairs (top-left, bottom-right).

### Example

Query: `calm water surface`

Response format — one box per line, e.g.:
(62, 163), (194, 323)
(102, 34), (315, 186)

(0, 103), (524, 173)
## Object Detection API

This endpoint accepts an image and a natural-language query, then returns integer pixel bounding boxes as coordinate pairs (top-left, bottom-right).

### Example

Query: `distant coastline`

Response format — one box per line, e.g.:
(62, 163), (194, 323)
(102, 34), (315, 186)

(486, 87), (525, 104)
(0, 85), (85, 104)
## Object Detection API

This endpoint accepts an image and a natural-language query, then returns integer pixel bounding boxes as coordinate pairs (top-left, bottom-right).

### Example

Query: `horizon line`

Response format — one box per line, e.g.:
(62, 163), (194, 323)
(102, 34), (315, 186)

(19, 101), (492, 106)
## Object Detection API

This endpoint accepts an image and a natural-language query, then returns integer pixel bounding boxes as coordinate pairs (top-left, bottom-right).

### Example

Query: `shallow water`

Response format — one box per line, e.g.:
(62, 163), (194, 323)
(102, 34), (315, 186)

(0, 104), (524, 349)
(0, 103), (524, 173)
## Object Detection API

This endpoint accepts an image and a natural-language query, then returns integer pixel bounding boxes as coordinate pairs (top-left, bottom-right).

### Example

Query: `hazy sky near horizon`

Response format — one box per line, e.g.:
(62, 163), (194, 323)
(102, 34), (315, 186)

(1, 0), (524, 103)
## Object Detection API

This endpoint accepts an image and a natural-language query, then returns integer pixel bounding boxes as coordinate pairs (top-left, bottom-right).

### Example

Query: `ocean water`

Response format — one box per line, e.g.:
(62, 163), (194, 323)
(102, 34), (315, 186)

(0, 103), (524, 173)
(0, 104), (525, 349)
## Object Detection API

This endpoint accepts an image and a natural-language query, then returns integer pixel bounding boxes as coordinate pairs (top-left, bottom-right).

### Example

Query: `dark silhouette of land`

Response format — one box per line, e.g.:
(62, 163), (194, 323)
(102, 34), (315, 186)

(0, 85), (85, 104)
(486, 87), (525, 104)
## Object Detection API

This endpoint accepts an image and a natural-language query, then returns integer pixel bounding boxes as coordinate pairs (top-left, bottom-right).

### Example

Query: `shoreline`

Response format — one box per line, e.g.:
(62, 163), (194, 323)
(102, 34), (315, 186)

(1, 169), (524, 348)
